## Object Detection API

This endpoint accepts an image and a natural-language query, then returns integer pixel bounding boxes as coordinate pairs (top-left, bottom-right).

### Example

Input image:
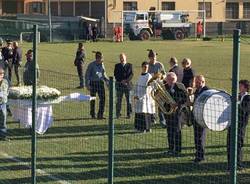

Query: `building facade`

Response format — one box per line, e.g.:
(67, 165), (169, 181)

(0, 0), (250, 22)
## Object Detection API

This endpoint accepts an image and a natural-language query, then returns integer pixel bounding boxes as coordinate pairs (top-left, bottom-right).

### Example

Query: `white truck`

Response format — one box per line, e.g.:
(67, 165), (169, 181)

(125, 12), (191, 40)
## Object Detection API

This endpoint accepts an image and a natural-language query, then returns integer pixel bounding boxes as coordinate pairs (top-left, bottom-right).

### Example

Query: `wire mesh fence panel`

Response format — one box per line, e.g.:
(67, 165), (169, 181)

(112, 58), (235, 184)
(35, 69), (109, 184)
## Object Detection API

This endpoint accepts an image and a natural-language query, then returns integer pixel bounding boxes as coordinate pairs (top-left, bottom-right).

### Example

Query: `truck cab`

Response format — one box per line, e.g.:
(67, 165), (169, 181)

(127, 11), (191, 40)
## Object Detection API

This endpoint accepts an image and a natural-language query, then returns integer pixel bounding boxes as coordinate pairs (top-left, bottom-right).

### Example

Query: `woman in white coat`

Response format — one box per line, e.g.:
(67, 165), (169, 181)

(134, 61), (155, 133)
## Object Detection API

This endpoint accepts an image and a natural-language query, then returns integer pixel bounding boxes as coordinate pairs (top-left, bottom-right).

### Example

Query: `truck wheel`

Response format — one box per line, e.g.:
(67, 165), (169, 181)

(140, 30), (150, 40)
(174, 30), (184, 40)
(129, 32), (136, 40)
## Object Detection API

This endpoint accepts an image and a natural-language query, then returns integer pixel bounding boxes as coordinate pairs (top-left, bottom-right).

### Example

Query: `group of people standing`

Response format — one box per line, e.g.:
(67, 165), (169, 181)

(74, 44), (249, 170)
(86, 23), (99, 42)
(0, 39), (39, 141)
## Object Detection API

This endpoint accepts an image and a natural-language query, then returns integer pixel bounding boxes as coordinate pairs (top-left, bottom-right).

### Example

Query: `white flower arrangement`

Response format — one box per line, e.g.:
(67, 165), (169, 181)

(9, 85), (61, 100)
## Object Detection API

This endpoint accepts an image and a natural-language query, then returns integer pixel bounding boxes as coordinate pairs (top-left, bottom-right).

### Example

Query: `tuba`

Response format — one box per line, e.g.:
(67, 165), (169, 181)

(150, 80), (178, 115)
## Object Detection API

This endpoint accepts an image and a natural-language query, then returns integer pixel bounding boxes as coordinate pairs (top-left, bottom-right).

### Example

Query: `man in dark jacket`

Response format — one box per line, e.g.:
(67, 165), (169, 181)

(164, 72), (188, 156)
(192, 75), (209, 163)
(12, 41), (22, 86)
(23, 49), (40, 86)
(114, 53), (133, 119)
(1, 40), (13, 78)
(74, 43), (85, 88)
(182, 58), (195, 88)
(169, 57), (183, 83)
(227, 80), (250, 170)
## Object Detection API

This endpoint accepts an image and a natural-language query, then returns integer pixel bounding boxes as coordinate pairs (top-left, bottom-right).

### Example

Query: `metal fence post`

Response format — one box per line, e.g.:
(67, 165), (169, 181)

(230, 29), (241, 184)
(31, 24), (38, 184)
(108, 77), (115, 184)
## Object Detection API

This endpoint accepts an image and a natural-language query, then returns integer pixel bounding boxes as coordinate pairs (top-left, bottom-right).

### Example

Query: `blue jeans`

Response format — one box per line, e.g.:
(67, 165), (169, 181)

(0, 104), (7, 138)
(158, 108), (166, 126)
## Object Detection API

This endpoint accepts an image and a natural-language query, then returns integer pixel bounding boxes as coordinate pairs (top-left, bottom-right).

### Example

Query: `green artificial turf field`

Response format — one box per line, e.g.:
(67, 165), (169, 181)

(0, 40), (250, 184)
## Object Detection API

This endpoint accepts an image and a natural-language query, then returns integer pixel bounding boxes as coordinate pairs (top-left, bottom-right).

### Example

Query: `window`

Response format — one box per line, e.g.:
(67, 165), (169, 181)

(226, 3), (239, 19)
(198, 2), (212, 18)
(123, 2), (137, 11)
(75, 2), (89, 16)
(2, 0), (17, 14)
(51, 2), (58, 16)
(162, 2), (175, 10)
(243, 3), (250, 19)
(61, 2), (73, 16)
(29, 2), (45, 14)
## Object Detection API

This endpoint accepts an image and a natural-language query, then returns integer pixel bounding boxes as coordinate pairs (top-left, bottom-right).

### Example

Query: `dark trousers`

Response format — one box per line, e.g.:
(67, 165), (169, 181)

(90, 81), (105, 117)
(116, 86), (132, 117)
(165, 113), (182, 153)
(134, 113), (151, 131)
(227, 121), (248, 166)
(76, 64), (84, 87)
(8, 63), (20, 83)
(193, 122), (206, 160)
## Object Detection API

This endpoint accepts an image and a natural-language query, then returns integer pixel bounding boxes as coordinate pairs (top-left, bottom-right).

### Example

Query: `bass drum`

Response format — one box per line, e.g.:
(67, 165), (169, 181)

(193, 89), (231, 131)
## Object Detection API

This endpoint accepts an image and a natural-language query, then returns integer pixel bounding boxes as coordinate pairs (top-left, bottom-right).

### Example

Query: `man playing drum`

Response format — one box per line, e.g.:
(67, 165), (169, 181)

(227, 79), (250, 170)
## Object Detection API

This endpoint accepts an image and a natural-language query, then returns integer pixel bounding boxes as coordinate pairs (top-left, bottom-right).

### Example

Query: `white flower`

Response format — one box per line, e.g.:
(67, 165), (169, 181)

(9, 86), (61, 100)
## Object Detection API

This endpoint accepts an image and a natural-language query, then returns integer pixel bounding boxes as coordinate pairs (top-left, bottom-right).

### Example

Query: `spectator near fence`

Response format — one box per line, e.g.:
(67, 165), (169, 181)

(86, 24), (93, 41)
(227, 80), (250, 170)
(114, 53), (133, 119)
(92, 24), (98, 42)
(182, 58), (195, 88)
(23, 49), (40, 86)
(134, 61), (155, 133)
(0, 67), (9, 141)
(85, 51), (109, 119)
(1, 40), (13, 80)
(147, 49), (166, 126)
(74, 43), (85, 89)
(168, 57), (183, 83)
(197, 21), (203, 39)
(12, 41), (22, 86)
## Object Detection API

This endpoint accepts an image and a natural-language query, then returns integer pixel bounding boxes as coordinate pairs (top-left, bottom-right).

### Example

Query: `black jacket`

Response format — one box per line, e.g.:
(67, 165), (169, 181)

(182, 67), (195, 88)
(12, 47), (22, 65)
(169, 65), (183, 83)
(239, 94), (250, 124)
(114, 63), (133, 89)
(1, 46), (13, 61)
(164, 82), (188, 112)
(74, 49), (85, 66)
(194, 86), (209, 100)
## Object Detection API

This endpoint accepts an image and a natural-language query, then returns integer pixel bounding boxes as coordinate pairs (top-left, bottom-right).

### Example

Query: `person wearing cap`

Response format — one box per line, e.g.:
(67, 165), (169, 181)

(182, 58), (195, 88)
(169, 57), (183, 83)
(1, 40), (13, 78)
(11, 41), (22, 86)
(85, 51), (109, 119)
(0, 67), (9, 141)
(23, 49), (40, 86)
(74, 43), (85, 89)
(147, 49), (166, 126)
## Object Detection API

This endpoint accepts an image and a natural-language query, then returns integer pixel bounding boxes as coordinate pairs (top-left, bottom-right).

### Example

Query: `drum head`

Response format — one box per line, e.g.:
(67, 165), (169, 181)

(194, 89), (231, 131)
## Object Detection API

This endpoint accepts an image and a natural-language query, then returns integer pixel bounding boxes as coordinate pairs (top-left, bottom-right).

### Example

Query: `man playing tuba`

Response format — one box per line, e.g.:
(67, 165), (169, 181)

(162, 72), (188, 156)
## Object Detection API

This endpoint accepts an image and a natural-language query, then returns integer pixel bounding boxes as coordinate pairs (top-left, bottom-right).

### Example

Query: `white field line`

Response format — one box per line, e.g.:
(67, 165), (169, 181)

(0, 152), (71, 184)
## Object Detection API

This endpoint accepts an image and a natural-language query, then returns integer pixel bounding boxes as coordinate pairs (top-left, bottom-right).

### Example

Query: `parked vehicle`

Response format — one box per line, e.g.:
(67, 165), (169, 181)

(126, 11), (191, 40)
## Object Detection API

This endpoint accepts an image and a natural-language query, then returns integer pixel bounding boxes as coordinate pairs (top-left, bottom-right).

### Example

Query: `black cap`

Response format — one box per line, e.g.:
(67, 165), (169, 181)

(147, 49), (157, 58)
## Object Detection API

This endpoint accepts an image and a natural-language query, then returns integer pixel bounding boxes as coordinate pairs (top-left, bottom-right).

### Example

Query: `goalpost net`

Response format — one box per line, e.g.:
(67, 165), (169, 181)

(112, 10), (206, 41)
